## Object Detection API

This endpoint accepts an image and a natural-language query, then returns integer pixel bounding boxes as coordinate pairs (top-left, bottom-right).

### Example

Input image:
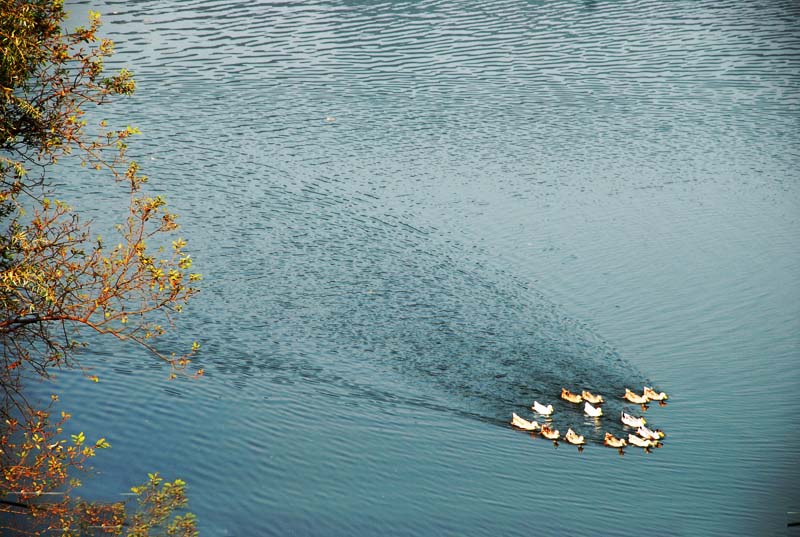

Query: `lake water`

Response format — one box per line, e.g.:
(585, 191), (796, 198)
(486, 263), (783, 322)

(26, 0), (800, 535)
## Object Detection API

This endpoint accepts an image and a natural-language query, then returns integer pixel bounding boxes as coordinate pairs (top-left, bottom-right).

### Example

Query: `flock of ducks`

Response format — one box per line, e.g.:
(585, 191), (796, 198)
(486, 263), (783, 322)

(510, 386), (669, 454)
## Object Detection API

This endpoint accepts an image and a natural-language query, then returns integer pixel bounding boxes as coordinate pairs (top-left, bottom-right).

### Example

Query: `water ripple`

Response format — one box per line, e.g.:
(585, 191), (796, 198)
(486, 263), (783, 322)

(48, 0), (800, 535)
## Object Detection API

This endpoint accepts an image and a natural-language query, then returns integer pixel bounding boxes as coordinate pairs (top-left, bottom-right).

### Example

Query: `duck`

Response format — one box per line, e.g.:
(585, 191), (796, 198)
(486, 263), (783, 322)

(636, 425), (665, 441)
(532, 401), (554, 416)
(622, 388), (650, 409)
(604, 432), (627, 448)
(643, 386), (669, 402)
(565, 428), (585, 446)
(581, 390), (604, 404)
(628, 434), (659, 449)
(627, 434), (653, 448)
(511, 413), (539, 431)
(620, 411), (647, 428)
(561, 388), (583, 404)
(540, 424), (560, 441)
(584, 401), (603, 417)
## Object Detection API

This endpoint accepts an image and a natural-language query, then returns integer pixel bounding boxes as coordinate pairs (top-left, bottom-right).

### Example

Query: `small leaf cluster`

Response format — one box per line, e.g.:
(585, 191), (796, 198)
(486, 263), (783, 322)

(128, 473), (198, 537)
(0, 404), (119, 533)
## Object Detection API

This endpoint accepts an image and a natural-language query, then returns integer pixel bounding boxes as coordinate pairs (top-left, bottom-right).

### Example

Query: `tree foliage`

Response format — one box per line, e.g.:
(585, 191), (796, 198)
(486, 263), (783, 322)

(1, 1), (200, 533)
(1, 0), (201, 388)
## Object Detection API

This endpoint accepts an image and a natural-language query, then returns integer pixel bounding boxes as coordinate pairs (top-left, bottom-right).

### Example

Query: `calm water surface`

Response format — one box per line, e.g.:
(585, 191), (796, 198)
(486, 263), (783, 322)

(33, 0), (800, 535)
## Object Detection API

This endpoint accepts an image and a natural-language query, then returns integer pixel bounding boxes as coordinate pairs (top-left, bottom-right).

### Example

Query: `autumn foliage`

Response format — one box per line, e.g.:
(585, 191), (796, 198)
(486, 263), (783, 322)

(1, 0), (200, 533)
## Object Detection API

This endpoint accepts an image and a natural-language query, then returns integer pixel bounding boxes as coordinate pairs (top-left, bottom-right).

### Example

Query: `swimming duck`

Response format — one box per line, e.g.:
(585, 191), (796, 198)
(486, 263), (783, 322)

(622, 388), (650, 409)
(636, 425), (665, 441)
(620, 411), (647, 428)
(584, 401), (603, 417)
(643, 386), (669, 402)
(561, 388), (583, 404)
(540, 424), (560, 441)
(511, 413), (539, 431)
(565, 428), (585, 445)
(604, 432), (627, 448)
(581, 390), (604, 404)
(627, 434), (654, 448)
(532, 401), (554, 416)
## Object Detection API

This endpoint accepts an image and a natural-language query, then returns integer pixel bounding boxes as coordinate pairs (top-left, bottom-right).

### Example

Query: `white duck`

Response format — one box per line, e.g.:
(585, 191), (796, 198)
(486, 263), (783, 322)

(511, 413), (539, 431)
(627, 434), (653, 448)
(636, 425), (665, 441)
(532, 401), (554, 416)
(584, 401), (603, 417)
(621, 411), (647, 428)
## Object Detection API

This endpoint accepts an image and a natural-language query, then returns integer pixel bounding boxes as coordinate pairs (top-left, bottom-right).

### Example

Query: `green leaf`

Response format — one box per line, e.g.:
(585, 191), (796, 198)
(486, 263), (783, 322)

(71, 431), (85, 446)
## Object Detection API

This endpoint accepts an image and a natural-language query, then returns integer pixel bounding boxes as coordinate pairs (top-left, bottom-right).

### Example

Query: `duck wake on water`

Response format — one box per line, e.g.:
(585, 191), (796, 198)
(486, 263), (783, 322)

(237, 177), (657, 446)
(313, 241), (658, 448)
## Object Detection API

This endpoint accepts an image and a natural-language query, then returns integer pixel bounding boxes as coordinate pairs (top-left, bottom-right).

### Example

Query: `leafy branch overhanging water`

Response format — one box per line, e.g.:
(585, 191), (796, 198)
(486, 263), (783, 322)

(1, 2), (200, 534)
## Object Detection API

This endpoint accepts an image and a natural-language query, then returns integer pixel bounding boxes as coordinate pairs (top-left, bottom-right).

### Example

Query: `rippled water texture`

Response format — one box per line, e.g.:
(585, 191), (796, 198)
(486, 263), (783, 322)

(23, 0), (800, 535)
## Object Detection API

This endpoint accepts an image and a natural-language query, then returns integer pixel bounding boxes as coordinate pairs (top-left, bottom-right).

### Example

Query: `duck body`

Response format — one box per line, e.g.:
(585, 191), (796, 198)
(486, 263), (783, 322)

(540, 424), (560, 440)
(581, 390), (604, 404)
(532, 401), (554, 416)
(565, 428), (585, 445)
(643, 386), (669, 401)
(604, 432), (627, 448)
(628, 434), (659, 448)
(627, 434), (654, 448)
(584, 401), (603, 417)
(621, 411), (647, 428)
(561, 388), (583, 404)
(636, 425), (664, 440)
(511, 413), (539, 431)
(622, 388), (650, 405)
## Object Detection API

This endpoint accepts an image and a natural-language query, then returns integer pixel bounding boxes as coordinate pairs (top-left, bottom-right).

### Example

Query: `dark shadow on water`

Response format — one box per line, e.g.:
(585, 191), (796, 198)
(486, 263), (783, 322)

(180, 170), (654, 446)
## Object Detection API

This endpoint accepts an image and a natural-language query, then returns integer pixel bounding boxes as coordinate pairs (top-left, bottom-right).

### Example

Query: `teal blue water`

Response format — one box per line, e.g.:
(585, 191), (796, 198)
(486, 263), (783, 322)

(23, 0), (800, 535)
